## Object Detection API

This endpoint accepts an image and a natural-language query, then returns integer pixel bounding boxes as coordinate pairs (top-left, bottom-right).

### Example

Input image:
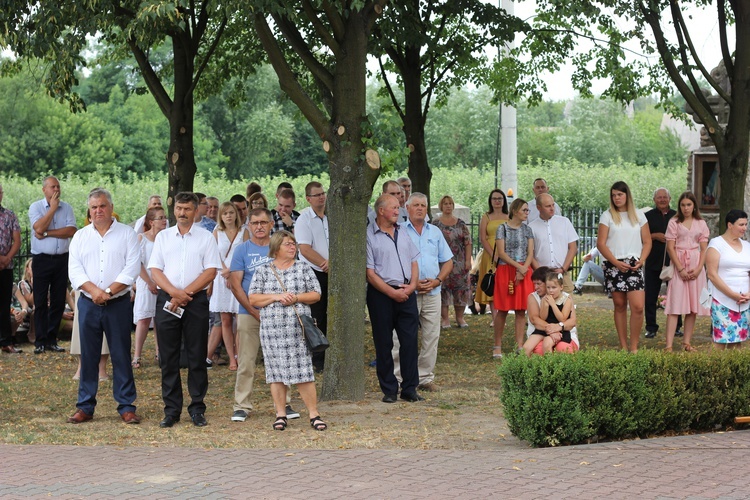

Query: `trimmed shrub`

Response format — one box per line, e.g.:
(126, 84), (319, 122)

(499, 349), (750, 447)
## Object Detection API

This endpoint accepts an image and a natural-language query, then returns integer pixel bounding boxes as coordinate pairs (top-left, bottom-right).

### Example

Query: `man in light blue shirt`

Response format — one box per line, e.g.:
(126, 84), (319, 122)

(28, 176), (77, 354)
(393, 193), (453, 393)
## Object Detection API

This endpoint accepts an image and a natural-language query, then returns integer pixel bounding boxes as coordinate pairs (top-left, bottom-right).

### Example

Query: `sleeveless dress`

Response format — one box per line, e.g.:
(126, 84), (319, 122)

(209, 229), (243, 313)
(133, 235), (157, 323)
(475, 215), (506, 305)
(532, 296), (572, 344)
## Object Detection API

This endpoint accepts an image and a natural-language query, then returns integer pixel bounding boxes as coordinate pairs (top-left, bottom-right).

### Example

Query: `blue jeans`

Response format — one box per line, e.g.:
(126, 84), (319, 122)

(76, 294), (136, 415)
(575, 260), (604, 288)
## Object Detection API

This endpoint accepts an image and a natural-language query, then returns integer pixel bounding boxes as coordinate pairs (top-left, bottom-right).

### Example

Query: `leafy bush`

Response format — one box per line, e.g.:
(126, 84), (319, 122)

(499, 349), (750, 447)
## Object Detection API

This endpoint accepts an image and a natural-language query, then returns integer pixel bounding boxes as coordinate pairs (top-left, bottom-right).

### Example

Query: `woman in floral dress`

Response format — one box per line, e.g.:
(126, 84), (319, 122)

(433, 195), (472, 328)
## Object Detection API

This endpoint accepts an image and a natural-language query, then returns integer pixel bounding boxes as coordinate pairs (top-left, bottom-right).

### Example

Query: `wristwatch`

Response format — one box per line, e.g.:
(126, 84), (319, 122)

(559, 322), (564, 329)
(42, 231), (48, 238)
(105, 287), (113, 296)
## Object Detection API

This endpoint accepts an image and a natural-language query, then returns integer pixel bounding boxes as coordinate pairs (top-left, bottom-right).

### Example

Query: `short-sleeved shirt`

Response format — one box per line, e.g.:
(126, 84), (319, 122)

(645, 208), (677, 271)
(366, 222), (420, 286)
(229, 239), (272, 315)
(0, 205), (20, 269)
(599, 210), (648, 261)
(294, 207), (329, 272)
(404, 219), (453, 296)
(496, 223), (534, 264)
(529, 215), (578, 269)
(28, 199), (77, 255)
(148, 224), (221, 290)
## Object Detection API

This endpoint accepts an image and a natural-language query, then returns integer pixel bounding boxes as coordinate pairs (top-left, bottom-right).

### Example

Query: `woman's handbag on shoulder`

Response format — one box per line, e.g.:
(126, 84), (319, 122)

(298, 314), (329, 353)
(659, 246), (674, 281)
(481, 224), (504, 297)
(270, 264), (329, 353)
(659, 263), (674, 281)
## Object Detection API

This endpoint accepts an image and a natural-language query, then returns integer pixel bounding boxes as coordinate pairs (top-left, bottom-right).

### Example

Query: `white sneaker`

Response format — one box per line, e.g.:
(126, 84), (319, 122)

(231, 410), (247, 422)
(285, 404), (300, 419)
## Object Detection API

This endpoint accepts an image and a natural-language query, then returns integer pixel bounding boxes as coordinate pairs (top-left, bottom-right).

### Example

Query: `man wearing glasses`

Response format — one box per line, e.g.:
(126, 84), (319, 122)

(296, 182), (329, 372)
(228, 208), (274, 422)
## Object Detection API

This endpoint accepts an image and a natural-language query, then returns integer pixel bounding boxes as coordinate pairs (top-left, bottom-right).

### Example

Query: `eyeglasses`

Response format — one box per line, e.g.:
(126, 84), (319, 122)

(308, 192), (326, 198)
(521, 209), (530, 213)
(281, 241), (297, 248)
(153, 216), (168, 221)
(249, 221), (271, 226)
(251, 201), (265, 207)
(491, 197), (504, 202)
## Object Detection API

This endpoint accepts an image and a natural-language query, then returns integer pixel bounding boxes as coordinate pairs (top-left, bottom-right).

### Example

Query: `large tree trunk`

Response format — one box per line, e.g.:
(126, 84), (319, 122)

(164, 35), (197, 220)
(401, 46), (432, 206)
(716, 7), (750, 229)
(320, 10), (380, 401)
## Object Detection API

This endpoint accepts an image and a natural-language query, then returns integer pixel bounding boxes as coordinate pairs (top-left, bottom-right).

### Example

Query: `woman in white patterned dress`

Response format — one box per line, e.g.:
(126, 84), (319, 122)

(208, 202), (248, 371)
(249, 231), (326, 432)
(132, 207), (167, 367)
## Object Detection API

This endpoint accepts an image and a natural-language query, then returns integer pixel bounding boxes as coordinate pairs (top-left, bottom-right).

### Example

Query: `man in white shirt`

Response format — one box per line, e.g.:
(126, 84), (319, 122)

(530, 194), (578, 293)
(526, 178), (561, 224)
(133, 195), (165, 234)
(67, 188), (141, 424)
(149, 192), (220, 428)
(28, 175), (78, 354)
(295, 181), (329, 372)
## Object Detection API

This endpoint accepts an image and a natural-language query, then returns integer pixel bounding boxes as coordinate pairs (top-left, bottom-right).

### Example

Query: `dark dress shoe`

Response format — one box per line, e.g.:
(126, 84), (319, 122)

(191, 413), (208, 427)
(644, 331), (657, 339)
(400, 392), (425, 402)
(34, 345), (45, 354)
(382, 394), (398, 403)
(121, 411), (141, 424)
(67, 409), (93, 424)
(1, 345), (23, 354)
(46, 344), (66, 353)
(159, 415), (180, 428)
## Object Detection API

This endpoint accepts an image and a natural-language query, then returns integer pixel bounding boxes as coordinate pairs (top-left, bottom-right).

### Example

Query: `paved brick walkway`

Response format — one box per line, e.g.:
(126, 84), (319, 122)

(1, 430), (748, 499)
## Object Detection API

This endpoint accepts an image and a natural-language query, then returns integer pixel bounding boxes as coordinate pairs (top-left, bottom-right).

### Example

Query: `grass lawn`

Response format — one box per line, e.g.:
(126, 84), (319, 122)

(0, 291), (714, 449)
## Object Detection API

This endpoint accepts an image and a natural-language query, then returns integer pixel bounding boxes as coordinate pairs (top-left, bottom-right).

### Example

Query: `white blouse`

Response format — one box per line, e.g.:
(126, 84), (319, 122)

(707, 236), (750, 311)
(599, 210), (647, 261)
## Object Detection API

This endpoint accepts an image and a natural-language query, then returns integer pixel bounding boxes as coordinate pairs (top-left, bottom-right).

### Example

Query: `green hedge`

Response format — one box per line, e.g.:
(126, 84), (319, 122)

(498, 349), (750, 447)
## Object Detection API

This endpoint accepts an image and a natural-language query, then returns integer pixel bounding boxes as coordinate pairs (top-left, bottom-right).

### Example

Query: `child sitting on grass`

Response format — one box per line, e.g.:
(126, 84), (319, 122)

(524, 270), (579, 356)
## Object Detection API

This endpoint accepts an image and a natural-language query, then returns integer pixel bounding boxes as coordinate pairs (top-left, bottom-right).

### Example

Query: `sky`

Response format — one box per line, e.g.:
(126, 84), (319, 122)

(510, 0), (733, 101)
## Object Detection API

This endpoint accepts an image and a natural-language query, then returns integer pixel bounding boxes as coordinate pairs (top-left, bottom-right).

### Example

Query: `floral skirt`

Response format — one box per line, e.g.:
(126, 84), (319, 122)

(603, 257), (645, 293)
(710, 298), (750, 344)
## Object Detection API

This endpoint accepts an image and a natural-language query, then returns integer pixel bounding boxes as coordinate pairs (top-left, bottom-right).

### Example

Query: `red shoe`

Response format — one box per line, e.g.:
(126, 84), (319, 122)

(121, 411), (141, 424)
(1, 345), (23, 354)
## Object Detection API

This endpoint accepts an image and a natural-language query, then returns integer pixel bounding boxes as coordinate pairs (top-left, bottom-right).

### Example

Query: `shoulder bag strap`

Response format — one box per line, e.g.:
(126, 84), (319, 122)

(269, 264), (304, 324)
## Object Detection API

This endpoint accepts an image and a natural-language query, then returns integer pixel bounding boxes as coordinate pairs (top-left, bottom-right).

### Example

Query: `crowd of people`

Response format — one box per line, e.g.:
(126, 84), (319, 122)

(0, 174), (748, 429)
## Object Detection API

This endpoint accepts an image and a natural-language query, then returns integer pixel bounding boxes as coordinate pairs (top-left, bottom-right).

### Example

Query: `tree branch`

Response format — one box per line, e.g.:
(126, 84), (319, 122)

(637, 2), (721, 147)
(127, 37), (172, 119)
(378, 57), (405, 121)
(254, 13), (330, 139)
(321, 0), (346, 40)
(671, 1), (731, 104)
(717, 0), (734, 78)
(187, 15), (226, 102)
(273, 12), (334, 93)
(190, 0), (197, 35)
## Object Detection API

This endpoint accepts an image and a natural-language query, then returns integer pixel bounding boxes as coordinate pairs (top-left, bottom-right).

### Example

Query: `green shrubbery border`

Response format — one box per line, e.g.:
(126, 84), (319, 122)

(498, 349), (750, 447)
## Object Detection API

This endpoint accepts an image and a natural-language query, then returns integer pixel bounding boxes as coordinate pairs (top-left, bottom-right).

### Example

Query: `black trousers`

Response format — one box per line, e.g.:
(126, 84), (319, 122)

(366, 285), (419, 396)
(644, 267), (681, 333)
(0, 269), (13, 347)
(31, 253), (69, 347)
(155, 290), (209, 418)
(310, 269), (328, 370)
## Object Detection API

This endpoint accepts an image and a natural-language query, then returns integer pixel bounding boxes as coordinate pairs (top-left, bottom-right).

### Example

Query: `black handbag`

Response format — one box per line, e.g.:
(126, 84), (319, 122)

(297, 313), (330, 353)
(480, 229), (498, 297)
(270, 264), (329, 353)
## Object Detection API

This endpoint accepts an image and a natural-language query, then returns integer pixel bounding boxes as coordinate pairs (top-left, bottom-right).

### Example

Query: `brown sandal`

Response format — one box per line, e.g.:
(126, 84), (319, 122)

(683, 344), (697, 352)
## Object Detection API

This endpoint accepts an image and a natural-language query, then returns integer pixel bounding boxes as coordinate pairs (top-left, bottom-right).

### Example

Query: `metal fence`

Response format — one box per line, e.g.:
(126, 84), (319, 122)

(10, 208), (605, 284)
(466, 208), (604, 282)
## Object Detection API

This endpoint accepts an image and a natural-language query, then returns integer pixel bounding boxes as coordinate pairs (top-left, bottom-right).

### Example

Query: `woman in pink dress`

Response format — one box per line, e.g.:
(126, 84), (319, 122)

(664, 192), (709, 351)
